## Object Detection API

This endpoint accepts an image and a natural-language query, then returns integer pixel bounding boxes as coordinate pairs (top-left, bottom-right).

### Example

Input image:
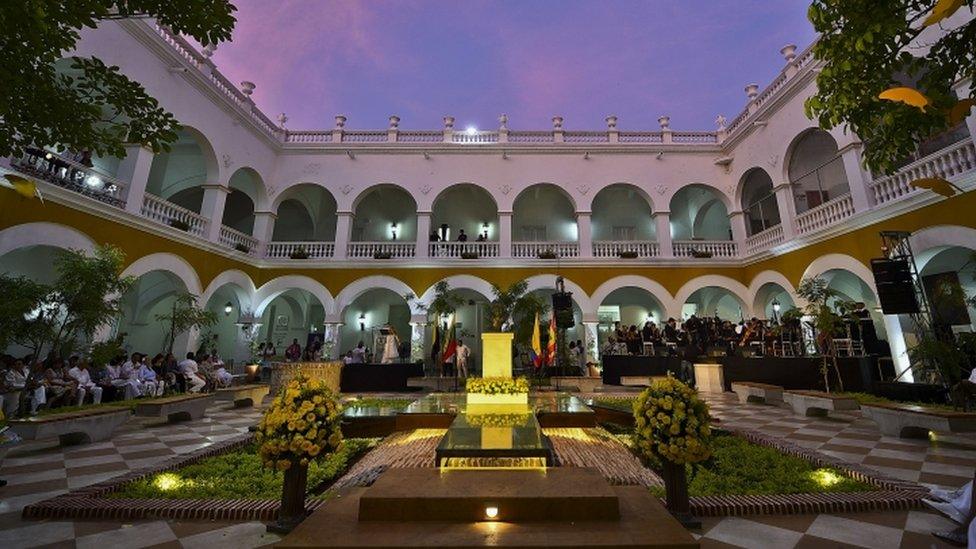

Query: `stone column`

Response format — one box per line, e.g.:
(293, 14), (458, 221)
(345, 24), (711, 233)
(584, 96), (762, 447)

(334, 211), (354, 260)
(582, 316), (599, 364)
(200, 184), (231, 242)
(323, 315), (343, 360)
(727, 210), (747, 251)
(416, 210), (431, 259)
(773, 182), (797, 240)
(409, 314), (428, 362)
(838, 142), (876, 213)
(576, 210), (593, 258)
(653, 210), (673, 258)
(251, 210), (277, 257)
(498, 210), (513, 259)
(117, 144), (155, 214)
(883, 315), (914, 383)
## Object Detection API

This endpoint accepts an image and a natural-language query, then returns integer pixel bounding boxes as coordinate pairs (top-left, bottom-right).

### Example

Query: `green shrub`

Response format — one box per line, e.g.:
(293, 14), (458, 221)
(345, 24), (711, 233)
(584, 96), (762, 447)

(111, 438), (378, 500)
(649, 434), (873, 497)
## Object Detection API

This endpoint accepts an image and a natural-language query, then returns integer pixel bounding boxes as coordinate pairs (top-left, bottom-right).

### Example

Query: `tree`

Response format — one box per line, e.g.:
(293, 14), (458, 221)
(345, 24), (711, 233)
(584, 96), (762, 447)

(0, 1), (237, 160)
(796, 277), (849, 392)
(805, 0), (976, 174)
(156, 292), (218, 355)
(485, 280), (549, 345)
(0, 274), (51, 353)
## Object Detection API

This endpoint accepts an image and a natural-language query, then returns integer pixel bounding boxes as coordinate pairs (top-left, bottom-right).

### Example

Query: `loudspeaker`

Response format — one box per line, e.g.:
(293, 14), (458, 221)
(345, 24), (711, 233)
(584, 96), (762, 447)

(871, 258), (919, 314)
(551, 292), (575, 329)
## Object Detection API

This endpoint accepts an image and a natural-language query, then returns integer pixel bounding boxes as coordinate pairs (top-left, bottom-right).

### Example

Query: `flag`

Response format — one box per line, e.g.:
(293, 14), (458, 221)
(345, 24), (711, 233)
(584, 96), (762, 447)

(2, 175), (43, 202)
(430, 319), (441, 364)
(546, 314), (557, 366)
(441, 314), (457, 363)
(529, 312), (543, 368)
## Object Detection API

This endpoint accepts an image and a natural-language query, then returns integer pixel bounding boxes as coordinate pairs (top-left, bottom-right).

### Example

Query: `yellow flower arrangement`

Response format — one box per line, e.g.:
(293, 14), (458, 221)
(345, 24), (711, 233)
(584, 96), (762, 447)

(465, 412), (533, 428)
(255, 375), (343, 471)
(465, 376), (530, 395)
(632, 374), (712, 465)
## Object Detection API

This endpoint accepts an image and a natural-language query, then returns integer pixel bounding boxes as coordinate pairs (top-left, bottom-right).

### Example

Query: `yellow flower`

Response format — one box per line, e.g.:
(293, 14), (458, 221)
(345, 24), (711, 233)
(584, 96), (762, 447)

(276, 459), (291, 471)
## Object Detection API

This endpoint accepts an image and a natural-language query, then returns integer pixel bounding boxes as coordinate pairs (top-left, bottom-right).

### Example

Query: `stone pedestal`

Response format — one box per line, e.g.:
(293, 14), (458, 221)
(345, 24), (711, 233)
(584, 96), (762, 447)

(693, 362), (725, 393)
(481, 332), (514, 378)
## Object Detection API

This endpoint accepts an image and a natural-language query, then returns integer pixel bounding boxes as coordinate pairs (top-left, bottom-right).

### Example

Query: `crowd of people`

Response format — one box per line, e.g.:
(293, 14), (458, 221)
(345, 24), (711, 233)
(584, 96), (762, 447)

(0, 350), (236, 419)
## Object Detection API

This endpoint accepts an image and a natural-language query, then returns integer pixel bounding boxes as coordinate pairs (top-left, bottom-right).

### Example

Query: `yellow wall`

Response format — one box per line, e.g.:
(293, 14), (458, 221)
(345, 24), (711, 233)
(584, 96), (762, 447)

(2, 187), (974, 297)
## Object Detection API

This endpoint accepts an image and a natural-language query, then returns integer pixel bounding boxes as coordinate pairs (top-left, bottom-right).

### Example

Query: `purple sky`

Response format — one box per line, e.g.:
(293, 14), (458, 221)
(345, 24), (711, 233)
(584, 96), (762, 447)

(208, 0), (817, 131)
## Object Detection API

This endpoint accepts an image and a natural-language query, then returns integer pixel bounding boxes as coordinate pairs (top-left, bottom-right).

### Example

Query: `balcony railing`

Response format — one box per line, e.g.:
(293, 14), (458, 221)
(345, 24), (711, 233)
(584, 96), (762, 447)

(512, 242), (580, 259)
(672, 240), (738, 258)
(871, 137), (976, 206)
(11, 148), (127, 207)
(218, 225), (258, 255)
(795, 194), (855, 236)
(744, 225), (785, 254)
(140, 193), (209, 238)
(429, 241), (500, 258)
(266, 241), (335, 259)
(592, 240), (659, 258)
(347, 241), (416, 259)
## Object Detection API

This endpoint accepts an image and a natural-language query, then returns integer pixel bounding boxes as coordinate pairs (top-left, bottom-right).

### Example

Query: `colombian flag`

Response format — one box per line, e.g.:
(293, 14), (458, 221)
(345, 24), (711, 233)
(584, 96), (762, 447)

(530, 312), (543, 368)
(546, 314), (557, 366)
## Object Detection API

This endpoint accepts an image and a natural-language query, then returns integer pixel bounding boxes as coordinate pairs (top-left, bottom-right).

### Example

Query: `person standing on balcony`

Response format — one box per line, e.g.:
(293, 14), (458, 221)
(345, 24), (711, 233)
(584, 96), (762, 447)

(457, 229), (468, 242)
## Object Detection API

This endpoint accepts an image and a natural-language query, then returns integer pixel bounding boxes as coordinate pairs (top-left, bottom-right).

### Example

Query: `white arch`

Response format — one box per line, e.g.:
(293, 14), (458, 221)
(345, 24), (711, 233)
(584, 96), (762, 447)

(0, 222), (96, 258)
(335, 275), (420, 315)
(523, 274), (593, 314)
(589, 275), (676, 317)
(121, 253), (203, 296)
(909, 225), (976, 271)
(254, 275), (335, 317)
(510, 183), (580, 212)
(800, 253), (877, 297)
(747, 270), (802, 312)
(418, 275), (495, 308)
(201, 269), (257, 310)
(673, 275), (752, 318)
(585, 182), (656, 212)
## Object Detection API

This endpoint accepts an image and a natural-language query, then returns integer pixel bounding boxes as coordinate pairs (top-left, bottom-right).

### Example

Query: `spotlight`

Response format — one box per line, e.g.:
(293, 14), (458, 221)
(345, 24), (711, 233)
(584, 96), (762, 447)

(223, 302), (233, 316)
(466, 126), (478, 135)
(484, 505), (499, 519)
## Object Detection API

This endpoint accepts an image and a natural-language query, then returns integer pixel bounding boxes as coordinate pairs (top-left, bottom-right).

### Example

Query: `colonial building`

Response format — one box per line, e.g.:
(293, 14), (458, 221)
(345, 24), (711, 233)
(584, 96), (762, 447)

(3, 18), (976, 377)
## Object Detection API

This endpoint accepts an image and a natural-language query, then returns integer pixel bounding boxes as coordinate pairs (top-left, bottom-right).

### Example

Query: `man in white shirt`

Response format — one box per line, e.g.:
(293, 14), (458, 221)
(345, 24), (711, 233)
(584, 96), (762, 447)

(350, 342), (366, 364)
(67, 358), (102, 405)
(121, 353), (154, 397)
(105, 357), (139, 400)
(211, 354), (233, 388)
(136, 359), (164, 396)
(178, 352), (206, 393)
(456, 340), (471, 378)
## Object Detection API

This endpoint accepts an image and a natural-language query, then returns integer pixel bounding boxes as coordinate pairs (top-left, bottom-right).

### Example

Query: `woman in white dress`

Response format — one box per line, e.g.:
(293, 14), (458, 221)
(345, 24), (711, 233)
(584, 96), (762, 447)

(381, 325), (400, 364)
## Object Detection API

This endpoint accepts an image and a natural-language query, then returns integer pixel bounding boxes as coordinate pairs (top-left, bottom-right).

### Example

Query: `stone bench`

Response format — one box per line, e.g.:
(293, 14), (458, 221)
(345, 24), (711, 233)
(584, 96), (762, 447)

(134, 394), (214, 422)
(861, 402), (976, 439)
(783, 390), (859, 417)
(551, 376), (603, 393)
(619, 376), (666, 387)
(8, 406), (132, 445)
(731, 382), (784, 405)
(215, 384), (270, 408)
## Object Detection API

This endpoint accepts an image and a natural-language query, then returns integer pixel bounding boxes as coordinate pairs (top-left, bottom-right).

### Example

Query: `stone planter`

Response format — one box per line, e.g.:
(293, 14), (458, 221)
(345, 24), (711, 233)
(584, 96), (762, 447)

(269, 463), (308, 533)
(661, 459), (699, 528)
(466, 392), (529, 406)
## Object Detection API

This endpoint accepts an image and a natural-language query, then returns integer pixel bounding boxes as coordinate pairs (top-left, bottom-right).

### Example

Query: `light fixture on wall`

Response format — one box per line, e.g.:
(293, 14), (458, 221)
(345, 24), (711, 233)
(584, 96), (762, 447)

(359, 312), (366, 332)
(482, 222), (489, 240)
(390, 222), (398, 240)
(223, 302), (234, 316)
(771, 298), (781, 323)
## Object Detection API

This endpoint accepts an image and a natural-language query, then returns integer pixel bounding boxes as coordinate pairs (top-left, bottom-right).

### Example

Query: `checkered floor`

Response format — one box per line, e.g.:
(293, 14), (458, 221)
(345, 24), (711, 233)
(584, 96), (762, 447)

(0, 392), (972, 548)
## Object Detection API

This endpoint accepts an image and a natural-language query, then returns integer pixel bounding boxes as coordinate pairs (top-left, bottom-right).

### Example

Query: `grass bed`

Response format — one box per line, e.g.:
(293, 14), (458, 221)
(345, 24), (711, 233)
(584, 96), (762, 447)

(649, 434), (874, 498)
(110, 438), (379, 500)
(35, 401), (136, 417)
(342, 397), (415, 411)
(838, 392), (954, 412)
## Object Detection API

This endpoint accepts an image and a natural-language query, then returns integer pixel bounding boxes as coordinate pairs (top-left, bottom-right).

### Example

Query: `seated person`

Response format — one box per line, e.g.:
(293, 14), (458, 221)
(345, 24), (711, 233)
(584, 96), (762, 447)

(136, 357), (164, 396)
(43, 360), (78, 408)
(213, 358), (234, 388)
(122, 353), (157, 397)
(350, 341), (366, 364)
(67, 358), (103, 405)
(105, 355), (139, 400)
(178, 352), (206, 393)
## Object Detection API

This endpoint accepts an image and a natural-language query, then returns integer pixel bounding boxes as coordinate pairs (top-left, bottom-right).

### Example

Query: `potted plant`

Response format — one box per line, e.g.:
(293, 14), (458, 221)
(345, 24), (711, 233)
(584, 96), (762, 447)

(372, 251), (392, 259)
(234, 242), (251, 254)
(537, 249), (558, 260)
(618, 250), (639, 259)
(289, 246), (309, 260)
(155, 292), (218, 355)
(633, 375), (712, 528)
(796, 277), (846, 392)
(690, 248), (713, 259)
(258, 375), (343, 533)
(461, 252), (479, 260)
(168, 218), (191, 232)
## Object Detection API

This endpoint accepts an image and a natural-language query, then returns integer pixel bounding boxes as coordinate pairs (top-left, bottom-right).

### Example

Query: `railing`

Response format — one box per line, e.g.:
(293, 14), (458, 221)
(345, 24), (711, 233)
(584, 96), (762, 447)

(592, 240), (659, 258)
(283, 131), (333, 144)
(564, 131), (610, 143)
(744, 225), (784, 254)
(795, 194), (855, 235)
(266, 241), (335, 259)
(672, 131), (719, 144)
(452, 131), (498, 144)
(512, 242), (580, 259)
(618, 131), (664, 143)
(343, 131), (387, 143)
(11, 149), (128, 207)
(347, 241), (416, 259)
(871, 137), (976, 205)
(672, 240), (738, 258)
(429, 241), (500, 258)
(399, 130), (443, 143)
(140, 193), (209, 238)
(507, 131), (553, 143)
(219, 225), (258, 254)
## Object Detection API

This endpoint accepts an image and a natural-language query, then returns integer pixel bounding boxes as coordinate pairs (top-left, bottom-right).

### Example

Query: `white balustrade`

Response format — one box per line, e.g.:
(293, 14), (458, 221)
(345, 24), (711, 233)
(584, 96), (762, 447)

(564, 131), (609, 143)
(452, 131), (498, 144)
(512, 242), (580, 259)
(284, 131), (332, 144)
(871, 137), (976, 205)
(507, 131), (554, 143)
(428, 241), (500, 258)
(342, 131), (387, 143)
(398, 131), (443, 143)
(672, 240), (738, 258)
(617, 132), (663, 143)
(744, 225), (784, 254)
(265, 241), (335, 259)
(347, 241), (416, 259)
(592, 240), (659, 258)
(140, 193), (209, 238)
(11, 149), (128, 207)
(794, 194), (855, 235)
(219, 225), (258, 254)
(671, 132), (719, 144)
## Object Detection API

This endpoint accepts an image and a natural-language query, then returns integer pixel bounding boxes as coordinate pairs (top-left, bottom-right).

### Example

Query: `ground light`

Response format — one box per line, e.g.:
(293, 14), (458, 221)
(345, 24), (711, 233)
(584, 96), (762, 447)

(484, 505), (499, 520)
(809, 469), (842, 487)
(153, 472), (184, 491)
